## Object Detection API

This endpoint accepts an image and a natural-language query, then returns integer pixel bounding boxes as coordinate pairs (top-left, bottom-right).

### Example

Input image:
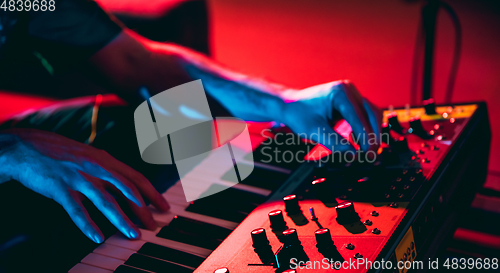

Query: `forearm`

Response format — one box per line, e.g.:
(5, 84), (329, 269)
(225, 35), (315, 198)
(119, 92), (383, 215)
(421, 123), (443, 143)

(90, 30), (293, 123)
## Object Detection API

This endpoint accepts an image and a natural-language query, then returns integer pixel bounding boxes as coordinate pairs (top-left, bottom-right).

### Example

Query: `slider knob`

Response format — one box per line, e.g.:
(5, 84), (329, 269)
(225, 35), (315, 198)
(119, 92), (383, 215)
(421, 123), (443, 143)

(268, 210), (287, 232)
(335, 202), (360, 224)
(283, 195), (301, 214)
(315, 228), (334, 249)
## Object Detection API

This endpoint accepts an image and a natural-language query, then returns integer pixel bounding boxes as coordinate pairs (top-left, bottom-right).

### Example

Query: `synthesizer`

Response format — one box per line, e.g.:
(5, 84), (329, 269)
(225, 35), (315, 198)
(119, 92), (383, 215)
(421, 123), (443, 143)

(70, 101), (490, 273)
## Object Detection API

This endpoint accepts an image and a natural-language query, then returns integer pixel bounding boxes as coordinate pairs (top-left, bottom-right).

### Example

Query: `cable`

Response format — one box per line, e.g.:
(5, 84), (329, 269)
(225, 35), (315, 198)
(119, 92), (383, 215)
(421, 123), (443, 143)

(440, 1), (462, 104)
(410, 0), (462, 105)
(410, 13), (425, 106)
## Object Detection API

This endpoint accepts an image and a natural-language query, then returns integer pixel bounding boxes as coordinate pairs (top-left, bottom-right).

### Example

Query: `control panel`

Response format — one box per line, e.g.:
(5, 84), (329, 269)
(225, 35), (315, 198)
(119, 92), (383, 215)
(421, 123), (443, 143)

(194, 101), (489, 273)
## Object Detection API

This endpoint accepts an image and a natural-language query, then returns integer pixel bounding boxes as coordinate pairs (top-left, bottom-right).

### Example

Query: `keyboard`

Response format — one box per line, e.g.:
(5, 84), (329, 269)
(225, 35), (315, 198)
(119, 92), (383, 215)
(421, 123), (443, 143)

(69, 122), (301, 273)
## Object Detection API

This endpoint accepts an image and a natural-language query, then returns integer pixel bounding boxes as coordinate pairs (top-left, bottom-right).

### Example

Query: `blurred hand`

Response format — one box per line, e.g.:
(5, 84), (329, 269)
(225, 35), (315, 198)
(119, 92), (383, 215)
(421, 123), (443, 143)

(0, 129), (169, 243)
(282, 80), (382, 153)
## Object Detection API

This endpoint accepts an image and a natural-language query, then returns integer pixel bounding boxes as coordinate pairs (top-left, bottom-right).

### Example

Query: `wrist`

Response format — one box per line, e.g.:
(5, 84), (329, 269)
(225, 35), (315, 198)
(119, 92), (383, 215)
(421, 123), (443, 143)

(0, 133), (23, 183)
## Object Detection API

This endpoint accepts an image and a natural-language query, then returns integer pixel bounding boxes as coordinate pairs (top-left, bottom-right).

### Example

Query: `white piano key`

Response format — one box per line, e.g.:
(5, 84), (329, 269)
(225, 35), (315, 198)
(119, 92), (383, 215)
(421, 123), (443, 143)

(94, 243), (136, 260)
(106, 236), (145, 251)
(77, 126), (277, 271)
(150, 202), (238, 230)
(105, 229), (212, 258)
(81, 253), (123, 271)
(69, 263), (113, 273)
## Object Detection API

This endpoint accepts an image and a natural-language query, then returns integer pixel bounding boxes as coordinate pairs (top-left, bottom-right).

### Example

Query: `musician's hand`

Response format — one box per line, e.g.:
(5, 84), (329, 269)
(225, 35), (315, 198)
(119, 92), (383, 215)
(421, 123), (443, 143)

(0, 129), (170, 243)
(282, 80), (382, 153)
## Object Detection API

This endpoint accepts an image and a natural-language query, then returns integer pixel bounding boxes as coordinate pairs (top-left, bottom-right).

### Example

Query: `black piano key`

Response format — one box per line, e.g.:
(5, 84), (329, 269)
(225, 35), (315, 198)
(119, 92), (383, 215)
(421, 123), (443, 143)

(248, 133), (312, 169)
(156, 216), (232, 250)
(125, 253), (193, 273)
(199, 184), (267, 204)
(185, 184), (266, 222)
(169, 216), (232, 238)
(114, 265), (150, 273)
(222, 163), (288, 190)
(185, 202), (249, 222)
(137, 242), (205, 268)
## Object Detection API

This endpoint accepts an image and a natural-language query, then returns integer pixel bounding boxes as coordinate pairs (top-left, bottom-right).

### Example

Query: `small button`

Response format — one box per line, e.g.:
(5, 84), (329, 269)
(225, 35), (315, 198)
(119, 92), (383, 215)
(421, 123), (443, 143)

(409, 177), (416, 182)
(364, 219), (373, 226)
(395, 177), (402, 182)
(390, 202), (399, 208)
(421, 142), (429, 148)
(389, 185), (396, 191)
(384, 193), (391, 199)
(450, 118), (456, 123)
(403, 253), (408, 261)
(421, 158), (430, 163)
(214, 268), (229, 273)
(434, 124), (440, 130)
(403, 185), (410, 190)
(371, 211), (379, 216)
(398, 193), (405, 199)
(372, 228), (381, 234)
(346, 243), (355, 250)
(430, 145), (439, 151)
(416, 150), (424, 155)
(407, 248), (411, 255)
(282, 270), (296, 273)
(354, 253), (363, 259)
(411, 242), (415, 249)
(436, 135), (446, 141)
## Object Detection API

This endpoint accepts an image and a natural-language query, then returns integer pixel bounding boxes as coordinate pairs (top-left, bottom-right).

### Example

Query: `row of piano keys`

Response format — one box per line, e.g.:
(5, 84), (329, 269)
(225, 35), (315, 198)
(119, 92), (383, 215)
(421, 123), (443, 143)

(69, 126), (300, 273)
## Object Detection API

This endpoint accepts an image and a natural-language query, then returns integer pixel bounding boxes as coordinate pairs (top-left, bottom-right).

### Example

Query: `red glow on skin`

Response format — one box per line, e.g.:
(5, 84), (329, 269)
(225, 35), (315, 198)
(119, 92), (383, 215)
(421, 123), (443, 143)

(304, 144), (332, 161)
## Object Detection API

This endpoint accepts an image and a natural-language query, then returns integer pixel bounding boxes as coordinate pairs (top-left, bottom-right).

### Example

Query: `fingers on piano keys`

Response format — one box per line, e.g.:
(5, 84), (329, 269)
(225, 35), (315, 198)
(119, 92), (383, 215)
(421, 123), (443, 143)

(71, 135), (295, 272)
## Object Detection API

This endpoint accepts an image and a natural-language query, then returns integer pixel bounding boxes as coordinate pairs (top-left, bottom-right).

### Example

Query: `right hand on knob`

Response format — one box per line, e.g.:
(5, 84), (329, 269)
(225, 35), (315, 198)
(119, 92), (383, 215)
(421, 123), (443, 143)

(281, 80), (382, 153)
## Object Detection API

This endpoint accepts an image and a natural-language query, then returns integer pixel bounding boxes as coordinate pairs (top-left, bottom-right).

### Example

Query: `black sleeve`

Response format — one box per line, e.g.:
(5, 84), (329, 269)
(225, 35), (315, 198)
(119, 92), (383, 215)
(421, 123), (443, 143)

(26, 0), (123, 68)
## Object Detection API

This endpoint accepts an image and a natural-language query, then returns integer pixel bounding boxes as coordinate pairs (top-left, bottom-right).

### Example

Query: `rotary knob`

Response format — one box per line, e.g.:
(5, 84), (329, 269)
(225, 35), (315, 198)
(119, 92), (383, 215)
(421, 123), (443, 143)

(283, 195), (301, 214)
(423, 98), (437, 115)
(315, 228), (334, 249)
(251, 228), (270, 249)
(283, 228), (301, 248)
(268, 210), (287, 232)
(335, 202), (360, 224)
